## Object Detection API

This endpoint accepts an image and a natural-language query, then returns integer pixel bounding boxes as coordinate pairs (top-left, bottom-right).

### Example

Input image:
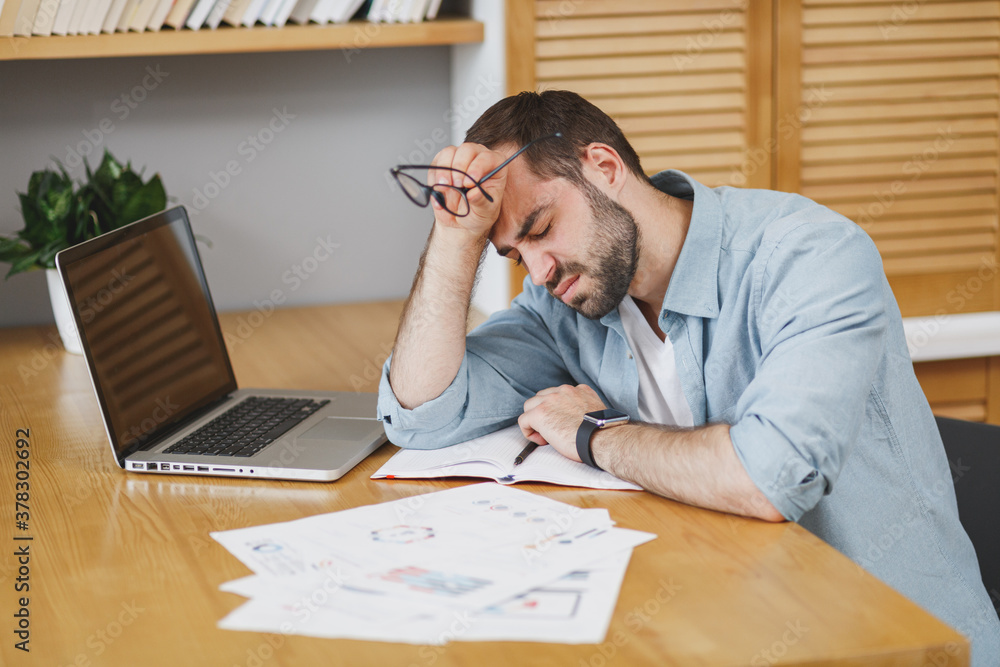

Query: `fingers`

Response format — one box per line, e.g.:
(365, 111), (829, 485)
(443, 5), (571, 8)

(517, 414), (549, 446)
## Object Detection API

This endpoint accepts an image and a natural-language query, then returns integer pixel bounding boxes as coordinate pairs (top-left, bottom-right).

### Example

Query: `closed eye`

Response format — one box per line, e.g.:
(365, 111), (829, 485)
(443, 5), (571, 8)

(531, 225), (551, 240)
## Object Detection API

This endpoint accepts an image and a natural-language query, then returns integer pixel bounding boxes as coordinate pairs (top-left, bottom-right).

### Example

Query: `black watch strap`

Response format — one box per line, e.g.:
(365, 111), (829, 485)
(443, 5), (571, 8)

(576, 419), (602, 470)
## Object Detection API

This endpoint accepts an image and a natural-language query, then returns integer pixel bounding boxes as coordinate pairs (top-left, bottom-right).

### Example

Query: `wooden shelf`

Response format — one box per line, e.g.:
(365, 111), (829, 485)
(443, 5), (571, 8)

(0, 17), (483, 61)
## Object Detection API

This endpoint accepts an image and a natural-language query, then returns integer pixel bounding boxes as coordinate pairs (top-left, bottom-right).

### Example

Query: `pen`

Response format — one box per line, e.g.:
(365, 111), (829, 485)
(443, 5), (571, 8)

(514, 442), (538, 466)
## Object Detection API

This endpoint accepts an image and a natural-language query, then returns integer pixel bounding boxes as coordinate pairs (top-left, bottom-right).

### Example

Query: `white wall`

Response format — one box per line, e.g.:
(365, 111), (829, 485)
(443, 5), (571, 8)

(0, 45), (457, 327)
(453, 0), (511, 316)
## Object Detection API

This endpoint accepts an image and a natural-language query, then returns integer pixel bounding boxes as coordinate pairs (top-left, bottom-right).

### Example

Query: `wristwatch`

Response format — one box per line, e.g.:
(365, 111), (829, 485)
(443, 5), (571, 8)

(576, 409), (630, 470)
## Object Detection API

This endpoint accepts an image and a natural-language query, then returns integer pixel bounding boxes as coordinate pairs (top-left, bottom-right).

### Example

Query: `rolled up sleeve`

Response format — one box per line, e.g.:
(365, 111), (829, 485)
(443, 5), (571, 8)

(729, 220), (889, 522)
(377, 283), (577, 450)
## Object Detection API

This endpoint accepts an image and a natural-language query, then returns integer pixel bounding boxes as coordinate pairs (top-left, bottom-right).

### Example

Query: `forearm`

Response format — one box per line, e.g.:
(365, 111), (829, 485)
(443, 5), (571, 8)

(592, 422), (785, 522)
(389, 223), (488, 410)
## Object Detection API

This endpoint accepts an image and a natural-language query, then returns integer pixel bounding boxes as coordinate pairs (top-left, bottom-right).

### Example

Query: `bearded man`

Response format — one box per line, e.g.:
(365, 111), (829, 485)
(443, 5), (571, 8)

(377, 90), (1000, 664)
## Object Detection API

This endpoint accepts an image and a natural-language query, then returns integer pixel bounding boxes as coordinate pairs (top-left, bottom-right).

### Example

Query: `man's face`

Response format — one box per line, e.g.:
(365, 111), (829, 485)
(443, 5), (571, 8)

(491, 160), (640, 320)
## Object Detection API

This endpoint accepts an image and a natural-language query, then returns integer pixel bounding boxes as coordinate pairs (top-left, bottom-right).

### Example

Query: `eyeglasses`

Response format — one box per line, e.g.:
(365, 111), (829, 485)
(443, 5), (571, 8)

(391, 132), (563, 217)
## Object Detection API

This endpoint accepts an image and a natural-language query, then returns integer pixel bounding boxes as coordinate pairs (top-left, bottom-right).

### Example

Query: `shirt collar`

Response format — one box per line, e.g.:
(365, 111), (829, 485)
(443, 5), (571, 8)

(649, 170), (723, 320)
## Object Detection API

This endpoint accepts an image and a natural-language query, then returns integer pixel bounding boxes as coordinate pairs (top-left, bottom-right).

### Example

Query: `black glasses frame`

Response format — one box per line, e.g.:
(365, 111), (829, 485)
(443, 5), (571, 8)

(391, 132), (563, 217)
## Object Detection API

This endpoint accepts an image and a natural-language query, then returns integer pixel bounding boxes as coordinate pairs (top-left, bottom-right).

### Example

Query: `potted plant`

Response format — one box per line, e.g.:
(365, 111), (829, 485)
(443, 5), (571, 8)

(0, 150), (167, 354)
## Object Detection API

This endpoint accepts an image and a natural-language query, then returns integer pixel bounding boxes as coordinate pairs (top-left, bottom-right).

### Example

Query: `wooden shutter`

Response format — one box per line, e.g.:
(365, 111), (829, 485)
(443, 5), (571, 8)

(776, 0), (1000, 421)
(506, 0), (773, 292)
(777, 0), (1000, 315)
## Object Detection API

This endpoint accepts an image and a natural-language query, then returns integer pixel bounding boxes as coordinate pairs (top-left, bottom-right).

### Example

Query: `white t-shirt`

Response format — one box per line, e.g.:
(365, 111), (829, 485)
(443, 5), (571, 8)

(617, 296), (695, 428)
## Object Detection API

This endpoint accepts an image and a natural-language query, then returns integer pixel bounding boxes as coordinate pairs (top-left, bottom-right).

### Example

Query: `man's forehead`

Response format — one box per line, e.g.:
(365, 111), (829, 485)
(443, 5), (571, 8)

(491, 160), (557, 246)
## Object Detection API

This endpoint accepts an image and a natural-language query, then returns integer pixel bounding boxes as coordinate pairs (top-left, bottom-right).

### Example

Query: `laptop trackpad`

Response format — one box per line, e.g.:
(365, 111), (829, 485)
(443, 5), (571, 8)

(299, 417), (381, 442)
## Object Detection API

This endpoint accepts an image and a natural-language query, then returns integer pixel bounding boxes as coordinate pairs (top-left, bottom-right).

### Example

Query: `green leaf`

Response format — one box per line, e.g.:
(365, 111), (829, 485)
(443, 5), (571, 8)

(36, 239), (67, 269)
(0, 237), (32, 263)
(120, 175), (167, 224)
(92, 150), (123, 195)
(7, 248), (43, 276)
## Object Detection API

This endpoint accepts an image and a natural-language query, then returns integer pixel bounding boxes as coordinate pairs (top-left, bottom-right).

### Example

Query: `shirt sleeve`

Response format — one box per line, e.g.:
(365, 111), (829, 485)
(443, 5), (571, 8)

(728, 218), (890, 522)
(377, 282), (577, 449)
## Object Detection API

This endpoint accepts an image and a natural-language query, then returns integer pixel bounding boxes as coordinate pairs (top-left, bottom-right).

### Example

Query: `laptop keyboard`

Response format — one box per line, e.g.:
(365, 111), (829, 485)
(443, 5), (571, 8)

(163, 396), (330, 458)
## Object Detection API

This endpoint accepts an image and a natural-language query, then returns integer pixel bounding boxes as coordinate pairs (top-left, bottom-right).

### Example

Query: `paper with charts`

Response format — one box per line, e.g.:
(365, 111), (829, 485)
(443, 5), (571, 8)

(211, 483), (655, 644)
(372, 425), (642, 490)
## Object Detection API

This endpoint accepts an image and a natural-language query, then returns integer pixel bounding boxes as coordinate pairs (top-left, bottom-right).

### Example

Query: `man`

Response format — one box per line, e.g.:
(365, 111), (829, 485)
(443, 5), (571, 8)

(377, 90), (1000, 662)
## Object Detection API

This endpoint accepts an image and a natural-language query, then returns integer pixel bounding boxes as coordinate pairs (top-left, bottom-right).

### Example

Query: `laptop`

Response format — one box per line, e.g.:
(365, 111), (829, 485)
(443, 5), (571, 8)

(55, 205), (387, 482)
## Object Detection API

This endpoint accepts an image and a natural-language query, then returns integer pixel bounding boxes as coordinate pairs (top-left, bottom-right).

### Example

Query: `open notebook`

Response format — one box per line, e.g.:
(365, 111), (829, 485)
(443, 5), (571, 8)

(372, 426), (642, 490)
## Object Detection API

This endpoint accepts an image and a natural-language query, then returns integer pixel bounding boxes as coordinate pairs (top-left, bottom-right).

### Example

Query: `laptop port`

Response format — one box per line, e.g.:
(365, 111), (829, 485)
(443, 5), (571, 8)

(183, 465), (195, 471)
(213, 467), (235, 472)
(197, 466), (209, 472)
(147, 462), (157, 471)
(132, 462), (145, 470)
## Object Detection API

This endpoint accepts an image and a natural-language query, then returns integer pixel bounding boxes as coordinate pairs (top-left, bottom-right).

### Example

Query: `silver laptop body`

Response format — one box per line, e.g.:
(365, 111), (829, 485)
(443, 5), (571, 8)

(55, 205), (386, 482)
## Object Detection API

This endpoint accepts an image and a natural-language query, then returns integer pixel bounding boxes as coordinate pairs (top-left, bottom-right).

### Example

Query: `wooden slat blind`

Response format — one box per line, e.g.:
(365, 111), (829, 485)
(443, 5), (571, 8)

(532, 0), (770, 189)
(790, 0), (1000, 282)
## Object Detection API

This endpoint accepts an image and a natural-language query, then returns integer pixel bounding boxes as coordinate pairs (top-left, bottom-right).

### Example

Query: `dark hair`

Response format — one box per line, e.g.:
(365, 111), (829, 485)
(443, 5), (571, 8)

(464, 90), (649, 187)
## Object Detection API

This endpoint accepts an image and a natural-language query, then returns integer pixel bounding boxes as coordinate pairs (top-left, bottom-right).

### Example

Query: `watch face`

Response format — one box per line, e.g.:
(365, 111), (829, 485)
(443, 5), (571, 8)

(584, 409), (629, 427)
(586, 409), (627, 421)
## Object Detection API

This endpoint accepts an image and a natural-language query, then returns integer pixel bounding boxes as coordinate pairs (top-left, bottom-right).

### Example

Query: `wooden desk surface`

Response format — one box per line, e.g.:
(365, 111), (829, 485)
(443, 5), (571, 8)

(0, 301), (968, 666)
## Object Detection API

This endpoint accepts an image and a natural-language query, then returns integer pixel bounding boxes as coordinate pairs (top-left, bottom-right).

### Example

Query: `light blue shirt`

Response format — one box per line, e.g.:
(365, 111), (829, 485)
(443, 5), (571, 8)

(378, 170), (1000, 663)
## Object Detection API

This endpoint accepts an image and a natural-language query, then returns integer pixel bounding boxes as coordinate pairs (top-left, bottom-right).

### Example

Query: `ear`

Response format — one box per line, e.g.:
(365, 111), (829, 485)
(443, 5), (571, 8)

(580, 143), (628, 195)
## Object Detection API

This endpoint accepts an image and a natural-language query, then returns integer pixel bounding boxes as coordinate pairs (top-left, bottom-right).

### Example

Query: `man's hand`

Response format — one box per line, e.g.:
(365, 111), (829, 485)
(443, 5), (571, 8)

(428, 143), (509, 240)
(518, 384), (607, 460)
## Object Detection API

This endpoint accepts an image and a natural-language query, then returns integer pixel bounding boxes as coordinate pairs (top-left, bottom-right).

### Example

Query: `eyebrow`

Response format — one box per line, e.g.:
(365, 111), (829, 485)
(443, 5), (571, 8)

(495, 204), (548, 257)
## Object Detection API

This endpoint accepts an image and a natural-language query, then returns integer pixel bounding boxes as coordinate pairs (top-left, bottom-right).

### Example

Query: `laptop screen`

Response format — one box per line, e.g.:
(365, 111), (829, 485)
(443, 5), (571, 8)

(58, 207), (237, 462)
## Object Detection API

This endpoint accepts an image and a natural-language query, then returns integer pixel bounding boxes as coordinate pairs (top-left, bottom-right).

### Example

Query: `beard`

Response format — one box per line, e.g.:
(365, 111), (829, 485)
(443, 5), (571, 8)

(546, 181), (640, 320)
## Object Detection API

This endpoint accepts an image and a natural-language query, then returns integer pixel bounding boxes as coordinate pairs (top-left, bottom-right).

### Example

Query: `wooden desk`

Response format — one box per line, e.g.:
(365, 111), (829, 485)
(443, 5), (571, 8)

(0, 301), (969, 666)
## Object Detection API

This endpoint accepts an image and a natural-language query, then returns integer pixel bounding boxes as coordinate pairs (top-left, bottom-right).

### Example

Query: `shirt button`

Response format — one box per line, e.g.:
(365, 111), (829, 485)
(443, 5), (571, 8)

(626, 351), (633, 360)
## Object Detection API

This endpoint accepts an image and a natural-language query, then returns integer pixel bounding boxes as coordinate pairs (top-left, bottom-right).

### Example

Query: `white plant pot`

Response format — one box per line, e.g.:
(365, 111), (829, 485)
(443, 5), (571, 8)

(45, 268), (84, 355)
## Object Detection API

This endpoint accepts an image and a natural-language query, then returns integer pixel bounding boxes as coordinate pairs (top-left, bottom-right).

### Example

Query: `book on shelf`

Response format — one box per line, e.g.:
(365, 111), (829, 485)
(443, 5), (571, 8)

(203, 0), (231, 28)
(219, 0), (249, 26)
(269, 0), (298, 27)
(371, 425), (643, 491)
(183, 0), (216, 29)
(238, 0), (267, 27)
(162, 0), (194, 29)
(51, 0), (78, 33)
(127, 0), (160, 30)
(425, 0), (441, 20)
(64, 0), (87, 33)
(100, 0), (127, 31)
(256, 0), (282, 25)
(88, 0), (116, 32)
(30, 0), (59, 35)
(285, 0), (315, 24)
(0, 0), (19, 37)
(13, 0), (43, 35)
(335, 0), (364, 23)
(145, 0), (174, 29)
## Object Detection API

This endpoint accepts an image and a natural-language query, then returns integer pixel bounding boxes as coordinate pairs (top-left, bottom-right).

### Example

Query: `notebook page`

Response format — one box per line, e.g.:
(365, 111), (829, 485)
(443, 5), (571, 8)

(373, 426), (642, 490)
(371, 426), (528, 481)
(513, 445), (642, 490)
